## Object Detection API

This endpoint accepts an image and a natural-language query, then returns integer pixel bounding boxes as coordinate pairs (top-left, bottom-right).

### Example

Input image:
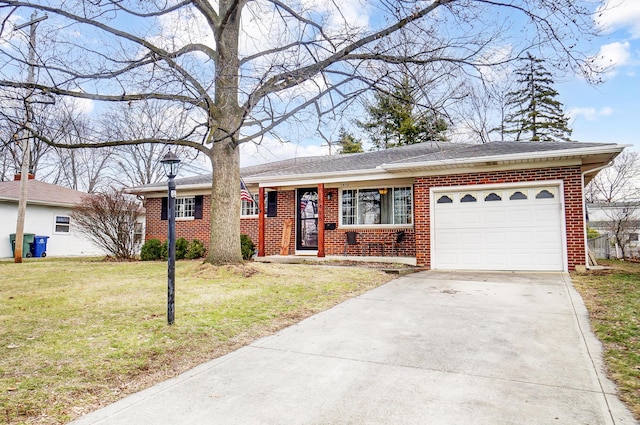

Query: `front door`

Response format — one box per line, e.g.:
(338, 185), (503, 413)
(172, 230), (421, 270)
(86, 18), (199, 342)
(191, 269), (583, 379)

(296, 189), (318, 251)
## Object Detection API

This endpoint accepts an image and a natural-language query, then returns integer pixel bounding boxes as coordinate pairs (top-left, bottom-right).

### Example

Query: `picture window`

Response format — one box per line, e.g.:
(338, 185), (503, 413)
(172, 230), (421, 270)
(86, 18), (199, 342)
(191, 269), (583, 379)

(341, 187), (412, 226)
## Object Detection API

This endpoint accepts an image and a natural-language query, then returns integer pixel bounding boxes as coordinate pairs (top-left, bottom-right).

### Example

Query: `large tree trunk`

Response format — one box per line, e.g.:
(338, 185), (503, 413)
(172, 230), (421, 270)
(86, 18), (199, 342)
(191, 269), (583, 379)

(206, 140), (243, 264)
(205, 0), (243, 264)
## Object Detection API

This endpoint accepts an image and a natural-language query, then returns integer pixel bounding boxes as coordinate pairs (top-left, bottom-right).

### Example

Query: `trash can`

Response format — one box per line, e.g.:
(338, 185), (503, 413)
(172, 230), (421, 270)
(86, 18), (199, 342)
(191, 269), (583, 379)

(32, 235), (50, 258)
(9, 233), (36, 257)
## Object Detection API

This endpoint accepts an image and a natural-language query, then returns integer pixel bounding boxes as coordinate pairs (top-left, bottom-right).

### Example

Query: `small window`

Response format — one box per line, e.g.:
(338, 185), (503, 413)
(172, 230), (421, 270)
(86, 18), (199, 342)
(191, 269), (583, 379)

(134, 222), (144, 244)
(55, 216), (70, 233)
(176, 197), (196, 219)
(629, 233), (639, 242)
(484, 192), (502, 202)
(536, 189), (555, 199)
(509, 191), (527, 200)
(241, 194), (260, 217)
(437, 195), (453, 204)
(460, 194), (477, 203)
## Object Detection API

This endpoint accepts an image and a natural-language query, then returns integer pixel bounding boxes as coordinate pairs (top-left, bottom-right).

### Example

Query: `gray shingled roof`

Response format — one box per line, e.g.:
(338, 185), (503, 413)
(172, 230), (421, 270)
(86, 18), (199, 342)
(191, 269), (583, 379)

(129, 140), (619, 191)
(240, 141), (617, 177)
(0, 180), (90, 206)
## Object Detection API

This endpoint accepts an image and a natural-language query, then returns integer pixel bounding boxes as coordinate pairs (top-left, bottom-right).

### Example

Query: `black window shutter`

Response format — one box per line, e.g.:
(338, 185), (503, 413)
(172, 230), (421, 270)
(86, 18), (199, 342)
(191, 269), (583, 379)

(267, 191), (277, 217)
(194, 195), (203, 219)
(161, 197), (168, 220)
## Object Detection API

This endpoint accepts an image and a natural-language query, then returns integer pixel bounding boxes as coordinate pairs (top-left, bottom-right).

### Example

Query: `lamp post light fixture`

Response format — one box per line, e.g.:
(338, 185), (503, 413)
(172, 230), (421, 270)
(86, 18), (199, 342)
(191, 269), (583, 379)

(160, 150), (181, 325)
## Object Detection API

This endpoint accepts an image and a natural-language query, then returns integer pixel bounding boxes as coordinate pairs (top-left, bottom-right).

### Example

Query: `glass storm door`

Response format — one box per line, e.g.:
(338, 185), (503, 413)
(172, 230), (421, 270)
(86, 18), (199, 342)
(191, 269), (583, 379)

(296, 189), (318, 251)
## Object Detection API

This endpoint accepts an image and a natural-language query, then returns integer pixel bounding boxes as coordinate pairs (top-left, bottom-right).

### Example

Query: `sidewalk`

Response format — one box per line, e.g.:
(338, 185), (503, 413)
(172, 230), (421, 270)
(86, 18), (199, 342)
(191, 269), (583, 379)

(70, 271), (637, 425)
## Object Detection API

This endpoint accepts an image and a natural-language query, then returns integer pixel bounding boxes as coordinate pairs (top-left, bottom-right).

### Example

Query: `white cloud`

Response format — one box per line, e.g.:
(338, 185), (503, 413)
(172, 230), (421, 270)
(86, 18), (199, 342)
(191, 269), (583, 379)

(589, 41), (631, 76)
(567, 106), (614, 122)
(597, 0), (640, 38)
(240, 137), (329, 167)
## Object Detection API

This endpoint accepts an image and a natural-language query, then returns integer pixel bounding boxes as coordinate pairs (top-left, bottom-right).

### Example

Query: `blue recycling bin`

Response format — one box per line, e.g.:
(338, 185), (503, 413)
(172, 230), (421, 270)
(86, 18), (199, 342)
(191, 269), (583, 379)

(32, 235), (49, 258)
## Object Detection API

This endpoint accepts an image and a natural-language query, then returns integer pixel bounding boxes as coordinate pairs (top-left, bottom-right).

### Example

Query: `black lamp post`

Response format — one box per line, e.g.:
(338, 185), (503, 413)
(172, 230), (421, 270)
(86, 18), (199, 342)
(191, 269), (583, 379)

(160, 150), (180, 325)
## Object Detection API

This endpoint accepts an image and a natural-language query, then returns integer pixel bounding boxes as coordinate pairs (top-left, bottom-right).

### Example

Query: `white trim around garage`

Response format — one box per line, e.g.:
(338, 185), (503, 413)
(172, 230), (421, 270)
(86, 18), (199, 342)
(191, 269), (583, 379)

(430, 180), (568, 272)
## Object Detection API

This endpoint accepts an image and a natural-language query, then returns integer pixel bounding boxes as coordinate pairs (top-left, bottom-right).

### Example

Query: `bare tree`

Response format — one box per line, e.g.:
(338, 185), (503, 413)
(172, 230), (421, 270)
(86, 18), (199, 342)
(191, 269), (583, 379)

(71, 189), (144, 260)
(586, 151), (640, 259)
(101, 101), (201, 187)
(0, 1), (602, 264)
(586, 151), (640, 203)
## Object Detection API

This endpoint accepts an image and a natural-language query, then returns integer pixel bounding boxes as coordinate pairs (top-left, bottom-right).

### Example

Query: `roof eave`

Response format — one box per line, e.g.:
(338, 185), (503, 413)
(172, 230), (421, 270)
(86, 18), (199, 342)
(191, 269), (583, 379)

(380, 144), (627, 173)
(0, 197), (79, 208)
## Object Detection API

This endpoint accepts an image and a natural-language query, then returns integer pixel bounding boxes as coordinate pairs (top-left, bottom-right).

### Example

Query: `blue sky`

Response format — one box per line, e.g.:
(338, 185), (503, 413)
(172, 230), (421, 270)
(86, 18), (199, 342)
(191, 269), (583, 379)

(559, 0), (640, 153)
(240, 0), (640, 166)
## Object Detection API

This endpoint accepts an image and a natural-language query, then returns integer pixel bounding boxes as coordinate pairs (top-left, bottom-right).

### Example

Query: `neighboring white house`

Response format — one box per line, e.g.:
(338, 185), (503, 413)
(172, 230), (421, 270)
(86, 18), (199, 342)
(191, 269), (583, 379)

(587, 202), (640, 259)
(0, 177), (108, 258)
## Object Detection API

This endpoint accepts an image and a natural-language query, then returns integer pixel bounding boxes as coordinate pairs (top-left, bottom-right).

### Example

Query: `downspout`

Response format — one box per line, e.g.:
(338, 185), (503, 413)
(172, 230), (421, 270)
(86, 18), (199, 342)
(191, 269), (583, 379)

(581, 161), (614, 269)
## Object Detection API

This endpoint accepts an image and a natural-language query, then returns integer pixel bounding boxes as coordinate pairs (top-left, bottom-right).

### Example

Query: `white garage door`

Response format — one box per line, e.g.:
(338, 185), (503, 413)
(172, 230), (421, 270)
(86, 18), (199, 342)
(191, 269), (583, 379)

(433, 185), (565, 271)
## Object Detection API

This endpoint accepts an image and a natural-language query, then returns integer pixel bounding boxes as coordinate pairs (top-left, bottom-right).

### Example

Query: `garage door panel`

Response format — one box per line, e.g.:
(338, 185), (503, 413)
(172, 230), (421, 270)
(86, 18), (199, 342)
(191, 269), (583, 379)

(484, 231), (507, 245)
(507, 208), (534, 224)
(534, 229), (562, 244)
(433, 185), (565, 271)
(459, 231), (482, 244)
(483, 209), (507, 225)
(458, 210), (483, 226)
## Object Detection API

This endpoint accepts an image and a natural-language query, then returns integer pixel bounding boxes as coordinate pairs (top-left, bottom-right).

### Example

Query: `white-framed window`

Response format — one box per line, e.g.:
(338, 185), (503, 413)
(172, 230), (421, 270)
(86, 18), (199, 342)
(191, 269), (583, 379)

(55, 215), (70, 233)
(241, 194), (260, 217)
(134, 222), (144, 244)
(341, 187), (412, 226)
(176, 197), (195, 219)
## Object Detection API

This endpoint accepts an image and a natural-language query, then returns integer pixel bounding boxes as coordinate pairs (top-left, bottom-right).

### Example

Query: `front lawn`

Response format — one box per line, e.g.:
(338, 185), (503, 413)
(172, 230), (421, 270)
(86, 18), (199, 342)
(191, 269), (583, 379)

(0, 259), (394, 424)
(572, 260), (640, 420)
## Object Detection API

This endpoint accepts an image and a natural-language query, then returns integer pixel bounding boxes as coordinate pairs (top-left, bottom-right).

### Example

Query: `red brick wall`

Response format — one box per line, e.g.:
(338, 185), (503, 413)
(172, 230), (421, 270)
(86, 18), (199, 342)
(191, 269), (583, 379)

(414, 166), (584, 270)
(144, 197), (212, 246)
(145, 165), (585, 270)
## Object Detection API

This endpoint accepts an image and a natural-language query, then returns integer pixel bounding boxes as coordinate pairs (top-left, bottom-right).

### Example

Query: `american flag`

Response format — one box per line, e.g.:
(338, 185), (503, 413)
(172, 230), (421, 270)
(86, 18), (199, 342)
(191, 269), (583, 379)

(240, 180), (253, 202)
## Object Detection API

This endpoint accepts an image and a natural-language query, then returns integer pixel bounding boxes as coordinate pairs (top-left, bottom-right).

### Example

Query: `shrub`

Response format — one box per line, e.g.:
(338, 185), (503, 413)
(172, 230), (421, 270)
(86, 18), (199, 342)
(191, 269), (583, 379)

(240, 234), (255, 260)
(160, 240), (168, 261)
(71, 189), (144, 260)
(140, 239), (163, 261)
(175, 237), (189, 260)
(185, 239), (207, 260)
(145, 238), (207, 261)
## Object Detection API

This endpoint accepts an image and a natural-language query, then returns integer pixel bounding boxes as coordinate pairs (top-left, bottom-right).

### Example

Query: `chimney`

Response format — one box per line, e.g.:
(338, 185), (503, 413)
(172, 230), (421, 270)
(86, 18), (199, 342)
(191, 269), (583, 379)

(14, 173), (35, 181)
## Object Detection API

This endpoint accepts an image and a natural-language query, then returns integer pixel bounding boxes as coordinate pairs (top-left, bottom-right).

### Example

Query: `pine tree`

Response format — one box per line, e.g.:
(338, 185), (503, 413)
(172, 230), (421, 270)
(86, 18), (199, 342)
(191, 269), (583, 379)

(503, 53), (572, 142)
(357, 77), (448, 150)
(337, 128), (364, 154)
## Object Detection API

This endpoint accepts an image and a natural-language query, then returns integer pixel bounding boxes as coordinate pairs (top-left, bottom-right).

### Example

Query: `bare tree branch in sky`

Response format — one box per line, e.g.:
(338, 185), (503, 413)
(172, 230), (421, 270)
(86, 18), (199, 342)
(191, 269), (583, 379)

(0, 0), (603, 263)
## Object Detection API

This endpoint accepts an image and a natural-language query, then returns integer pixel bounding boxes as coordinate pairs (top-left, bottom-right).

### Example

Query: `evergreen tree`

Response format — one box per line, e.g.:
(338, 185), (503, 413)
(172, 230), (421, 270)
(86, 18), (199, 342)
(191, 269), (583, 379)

(357, 77), (448, 150)
(337, 128), (364, 154)
(503, 53), (572, 142)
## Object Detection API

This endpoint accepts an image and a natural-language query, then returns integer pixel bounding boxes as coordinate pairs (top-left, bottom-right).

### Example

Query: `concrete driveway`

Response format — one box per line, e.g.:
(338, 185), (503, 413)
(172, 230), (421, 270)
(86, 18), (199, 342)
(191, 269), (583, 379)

(70, 271), (637, 425)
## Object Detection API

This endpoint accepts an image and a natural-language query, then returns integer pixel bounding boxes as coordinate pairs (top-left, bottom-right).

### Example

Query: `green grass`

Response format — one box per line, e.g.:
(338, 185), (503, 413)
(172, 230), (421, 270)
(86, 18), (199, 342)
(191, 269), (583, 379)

(572, 260), (640, 420)
(0, 259), (394, 424)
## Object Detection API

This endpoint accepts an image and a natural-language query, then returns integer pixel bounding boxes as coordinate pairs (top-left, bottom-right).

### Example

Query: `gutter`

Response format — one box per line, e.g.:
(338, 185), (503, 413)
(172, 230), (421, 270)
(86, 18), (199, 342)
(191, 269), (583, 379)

(380, 144), (627, 172)
(0, 196), (83, 208)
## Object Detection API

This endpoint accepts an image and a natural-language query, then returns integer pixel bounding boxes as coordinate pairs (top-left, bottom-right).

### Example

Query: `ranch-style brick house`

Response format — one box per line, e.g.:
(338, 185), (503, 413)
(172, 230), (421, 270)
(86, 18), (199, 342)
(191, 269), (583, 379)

(129, 141), (625, 272)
